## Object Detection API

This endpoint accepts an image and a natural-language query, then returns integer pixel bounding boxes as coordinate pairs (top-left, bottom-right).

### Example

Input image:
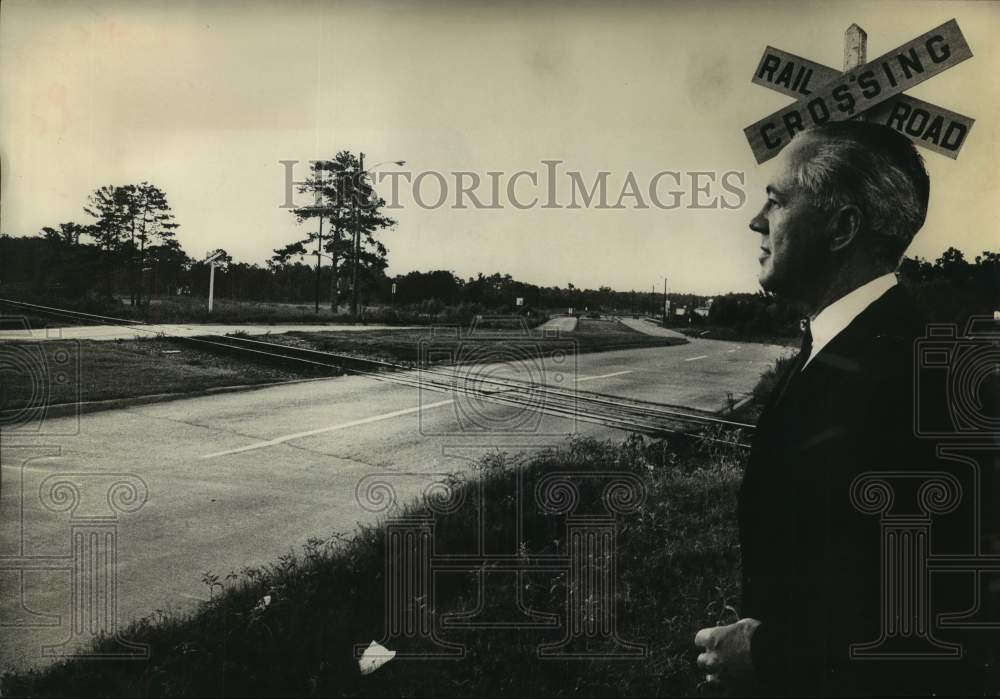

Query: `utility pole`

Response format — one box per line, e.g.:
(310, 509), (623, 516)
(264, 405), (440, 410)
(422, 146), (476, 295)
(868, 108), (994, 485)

(330, 224), (340, 312)
(662, 276), (668, 327)
(351, 151), (364, 318)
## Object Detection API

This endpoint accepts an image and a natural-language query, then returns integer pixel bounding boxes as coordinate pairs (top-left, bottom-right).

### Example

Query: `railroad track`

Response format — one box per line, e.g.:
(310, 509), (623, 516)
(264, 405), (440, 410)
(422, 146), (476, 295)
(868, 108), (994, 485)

(0, 298), (755, 446)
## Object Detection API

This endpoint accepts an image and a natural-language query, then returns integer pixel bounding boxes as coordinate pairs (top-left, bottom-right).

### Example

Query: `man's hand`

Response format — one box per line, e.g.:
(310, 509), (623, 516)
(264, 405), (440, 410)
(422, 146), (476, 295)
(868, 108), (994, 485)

(694, 618), (761, 689)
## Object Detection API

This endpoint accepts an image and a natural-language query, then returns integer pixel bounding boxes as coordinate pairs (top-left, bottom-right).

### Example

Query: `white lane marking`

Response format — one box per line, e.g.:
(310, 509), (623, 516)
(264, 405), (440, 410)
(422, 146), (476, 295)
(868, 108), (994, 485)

(684, 355), (709, 362)
(577, 370), (633, 383)
(727, 349), (737, 353)
(202, 371), (635, 459)
(201, 398), (456, 459)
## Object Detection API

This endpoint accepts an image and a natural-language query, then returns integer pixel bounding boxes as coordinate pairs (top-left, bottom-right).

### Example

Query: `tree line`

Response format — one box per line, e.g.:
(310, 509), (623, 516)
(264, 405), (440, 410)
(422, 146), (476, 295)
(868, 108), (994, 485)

(3, 228), (993, 328)
(707, 247), (1000, 337)
(1, 153), (994, 329)
(0, 229), (696, 318)
(11, 182), (181, 305)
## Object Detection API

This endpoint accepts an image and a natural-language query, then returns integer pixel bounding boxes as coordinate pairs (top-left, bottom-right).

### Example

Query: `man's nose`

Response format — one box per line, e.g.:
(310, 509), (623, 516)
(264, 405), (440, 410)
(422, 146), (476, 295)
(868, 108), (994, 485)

(749, 207), (768, 235)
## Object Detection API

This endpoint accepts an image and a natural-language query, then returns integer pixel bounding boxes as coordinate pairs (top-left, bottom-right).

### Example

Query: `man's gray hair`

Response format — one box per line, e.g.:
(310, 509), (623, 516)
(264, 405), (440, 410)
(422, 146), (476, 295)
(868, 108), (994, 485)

(792, 122), (930, 266)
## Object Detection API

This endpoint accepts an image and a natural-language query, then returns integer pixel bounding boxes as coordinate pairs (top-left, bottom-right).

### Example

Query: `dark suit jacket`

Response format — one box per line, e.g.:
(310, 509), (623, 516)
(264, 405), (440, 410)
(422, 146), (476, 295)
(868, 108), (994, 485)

(738, 285), (983, 696)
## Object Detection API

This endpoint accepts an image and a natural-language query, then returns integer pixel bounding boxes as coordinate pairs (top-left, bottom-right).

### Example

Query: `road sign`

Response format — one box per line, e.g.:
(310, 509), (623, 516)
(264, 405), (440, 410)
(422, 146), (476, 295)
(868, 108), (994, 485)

(745, 19), (973, 163)
(752, 44), (975, 159)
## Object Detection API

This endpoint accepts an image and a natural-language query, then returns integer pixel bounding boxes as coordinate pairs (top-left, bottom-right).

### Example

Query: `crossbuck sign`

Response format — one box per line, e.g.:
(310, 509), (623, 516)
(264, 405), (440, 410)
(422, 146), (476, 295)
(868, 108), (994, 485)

(745, 19), (974, 163)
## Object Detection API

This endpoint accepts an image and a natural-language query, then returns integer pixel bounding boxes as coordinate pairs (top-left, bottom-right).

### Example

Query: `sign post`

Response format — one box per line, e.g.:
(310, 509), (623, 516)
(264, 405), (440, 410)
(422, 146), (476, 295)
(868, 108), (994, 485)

(844, 23), (866, 73)
(203, 250), (225, 313)
(208, 263), (215, 313)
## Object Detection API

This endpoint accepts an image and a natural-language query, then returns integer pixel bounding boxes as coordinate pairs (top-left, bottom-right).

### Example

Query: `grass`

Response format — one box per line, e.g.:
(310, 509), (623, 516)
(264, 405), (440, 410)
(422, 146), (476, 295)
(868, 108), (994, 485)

(751, 354), (796, 402)
(269, 317), (686, 367)
(1, 318), (686, 414)
(575, 317), (641, 336)
(5, 297), (358, 328)
(673, 325), (799, 348)
(0, 337), (332, 413)
(5, 296), (551, 329)
(2, 431), (748, 697)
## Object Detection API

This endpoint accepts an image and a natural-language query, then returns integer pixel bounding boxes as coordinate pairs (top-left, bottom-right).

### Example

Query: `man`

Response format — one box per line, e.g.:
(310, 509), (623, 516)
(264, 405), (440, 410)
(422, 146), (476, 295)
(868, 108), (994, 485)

(693, 122), (982, 695)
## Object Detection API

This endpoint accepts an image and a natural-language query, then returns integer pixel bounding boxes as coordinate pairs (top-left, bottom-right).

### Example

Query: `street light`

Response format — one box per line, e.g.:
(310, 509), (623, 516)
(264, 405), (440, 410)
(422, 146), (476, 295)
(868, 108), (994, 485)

(369, 160), (407, 170)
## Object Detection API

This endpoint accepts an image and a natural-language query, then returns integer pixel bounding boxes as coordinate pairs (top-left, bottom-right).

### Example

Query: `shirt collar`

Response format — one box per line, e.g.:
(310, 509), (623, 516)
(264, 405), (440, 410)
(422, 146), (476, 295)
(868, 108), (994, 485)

(803, 273), (898, 368)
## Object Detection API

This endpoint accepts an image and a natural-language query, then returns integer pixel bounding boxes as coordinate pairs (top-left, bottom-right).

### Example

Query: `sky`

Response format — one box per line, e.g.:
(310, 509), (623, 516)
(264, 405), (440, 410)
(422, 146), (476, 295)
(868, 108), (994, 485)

(2, 0), (997, 295)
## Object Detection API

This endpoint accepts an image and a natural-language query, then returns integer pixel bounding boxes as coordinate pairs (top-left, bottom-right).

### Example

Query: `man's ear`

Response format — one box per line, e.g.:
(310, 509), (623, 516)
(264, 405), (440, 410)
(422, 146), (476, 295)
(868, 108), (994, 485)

(828, 204), (862, 252)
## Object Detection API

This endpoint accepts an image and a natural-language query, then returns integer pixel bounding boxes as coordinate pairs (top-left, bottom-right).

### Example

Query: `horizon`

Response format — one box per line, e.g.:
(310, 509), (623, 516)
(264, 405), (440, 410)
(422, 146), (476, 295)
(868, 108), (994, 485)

(0, 228), (984, 300)
(2, 0), (997, 296)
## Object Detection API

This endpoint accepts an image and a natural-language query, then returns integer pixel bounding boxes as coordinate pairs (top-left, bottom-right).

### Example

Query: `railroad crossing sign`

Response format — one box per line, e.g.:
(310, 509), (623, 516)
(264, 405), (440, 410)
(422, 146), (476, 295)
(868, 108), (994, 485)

(745, 19), (974, 163)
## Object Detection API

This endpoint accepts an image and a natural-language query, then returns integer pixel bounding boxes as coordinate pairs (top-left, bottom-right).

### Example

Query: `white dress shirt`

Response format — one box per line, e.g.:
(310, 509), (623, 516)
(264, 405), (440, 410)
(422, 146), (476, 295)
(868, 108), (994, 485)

(802, 273), (898, 369)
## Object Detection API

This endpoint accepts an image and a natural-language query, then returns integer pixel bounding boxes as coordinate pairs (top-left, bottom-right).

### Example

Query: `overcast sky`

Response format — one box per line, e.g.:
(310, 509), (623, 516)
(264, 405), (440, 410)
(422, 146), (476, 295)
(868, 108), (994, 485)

(2, 0), (997, 295)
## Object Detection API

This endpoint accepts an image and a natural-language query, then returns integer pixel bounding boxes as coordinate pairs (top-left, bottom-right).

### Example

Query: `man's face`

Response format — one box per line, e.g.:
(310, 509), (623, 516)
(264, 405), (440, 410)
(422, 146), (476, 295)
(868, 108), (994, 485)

(749, 139), (831, 299)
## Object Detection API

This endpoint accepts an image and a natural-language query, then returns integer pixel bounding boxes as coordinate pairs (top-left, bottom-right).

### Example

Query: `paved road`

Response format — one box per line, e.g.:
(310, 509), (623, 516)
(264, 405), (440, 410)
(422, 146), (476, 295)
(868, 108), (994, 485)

(0, 323), (418, 343)
(616, 316), (689, 340)
(0, 338), (788, 670)
(536, 315), (578, 332)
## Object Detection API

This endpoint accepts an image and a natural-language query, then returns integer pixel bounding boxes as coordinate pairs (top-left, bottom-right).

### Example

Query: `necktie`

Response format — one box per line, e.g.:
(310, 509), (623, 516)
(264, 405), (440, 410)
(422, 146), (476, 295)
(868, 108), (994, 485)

(798, 318), (813, 371)
(768, 319), (813, 410)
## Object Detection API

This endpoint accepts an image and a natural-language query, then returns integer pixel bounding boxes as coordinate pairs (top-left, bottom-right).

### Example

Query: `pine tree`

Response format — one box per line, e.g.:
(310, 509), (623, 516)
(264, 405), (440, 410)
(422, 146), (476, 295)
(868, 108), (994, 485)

(275, 151), (395, 311)
(83, 185), (130, 298)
